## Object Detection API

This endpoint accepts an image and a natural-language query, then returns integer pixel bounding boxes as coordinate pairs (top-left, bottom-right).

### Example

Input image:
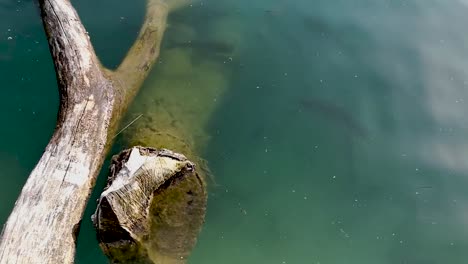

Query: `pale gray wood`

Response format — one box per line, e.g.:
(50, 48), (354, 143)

(0, 0), (173, 263)
(0, 0), (114, 263)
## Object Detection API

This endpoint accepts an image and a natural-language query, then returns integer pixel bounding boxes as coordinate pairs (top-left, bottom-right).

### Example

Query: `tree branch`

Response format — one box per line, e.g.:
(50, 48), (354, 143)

(0, 0), (175, 262)
(113, 0), (169, 100)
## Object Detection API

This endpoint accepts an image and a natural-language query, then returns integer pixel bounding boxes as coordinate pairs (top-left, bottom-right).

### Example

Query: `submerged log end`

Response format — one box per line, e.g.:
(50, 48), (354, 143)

(93, 147), (206, 263)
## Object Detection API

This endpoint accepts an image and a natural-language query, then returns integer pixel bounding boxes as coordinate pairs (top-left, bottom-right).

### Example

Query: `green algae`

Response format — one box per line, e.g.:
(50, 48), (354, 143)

(122, 26), (237, 164)
(111, 12), (243, 263)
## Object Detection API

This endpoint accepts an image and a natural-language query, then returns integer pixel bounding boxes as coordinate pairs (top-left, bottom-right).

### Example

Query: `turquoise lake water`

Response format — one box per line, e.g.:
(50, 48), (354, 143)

(2, 0), (468, 263)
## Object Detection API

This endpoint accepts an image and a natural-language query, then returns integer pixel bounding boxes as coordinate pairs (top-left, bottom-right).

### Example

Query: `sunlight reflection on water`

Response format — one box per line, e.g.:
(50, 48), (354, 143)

(2, 0), (468, 263)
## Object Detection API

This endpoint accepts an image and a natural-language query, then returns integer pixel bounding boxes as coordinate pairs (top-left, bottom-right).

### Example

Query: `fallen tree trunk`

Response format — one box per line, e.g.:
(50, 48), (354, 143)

(0, 0), (176, 263)
(92, 18), (241, 263)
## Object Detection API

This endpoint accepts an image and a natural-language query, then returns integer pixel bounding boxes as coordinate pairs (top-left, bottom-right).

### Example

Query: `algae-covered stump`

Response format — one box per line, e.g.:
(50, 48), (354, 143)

(93, 147), (206, 264)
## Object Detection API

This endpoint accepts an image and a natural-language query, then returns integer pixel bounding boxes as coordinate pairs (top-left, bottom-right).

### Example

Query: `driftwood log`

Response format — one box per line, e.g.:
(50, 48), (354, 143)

(0, 0), (188, 263)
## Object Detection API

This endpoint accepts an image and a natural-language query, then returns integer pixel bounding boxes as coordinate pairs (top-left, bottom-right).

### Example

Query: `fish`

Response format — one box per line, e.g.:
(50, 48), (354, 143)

(169, 6), (230, 25)
(303, 15), (333, 35)
(299, 98), (367, 139)
(166, 40), (235, 55)
(0, 54), (11, 61)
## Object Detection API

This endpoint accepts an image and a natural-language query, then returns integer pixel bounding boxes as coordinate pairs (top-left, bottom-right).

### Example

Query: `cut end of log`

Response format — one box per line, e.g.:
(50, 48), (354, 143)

(92, 146), (206, 263)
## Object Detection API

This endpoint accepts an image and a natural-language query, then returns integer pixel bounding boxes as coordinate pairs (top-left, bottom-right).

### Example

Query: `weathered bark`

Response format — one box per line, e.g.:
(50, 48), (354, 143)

(0, 0), (175, 263)
(93, 147), (206, 264)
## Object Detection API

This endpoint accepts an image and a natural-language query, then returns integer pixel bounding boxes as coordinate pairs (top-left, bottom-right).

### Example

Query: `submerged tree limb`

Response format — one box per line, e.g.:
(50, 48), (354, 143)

(91, 15), (242, 262)
(91, 9), (243, 263)
(0, 0), (180, 263)
(111, 0), (168, 109)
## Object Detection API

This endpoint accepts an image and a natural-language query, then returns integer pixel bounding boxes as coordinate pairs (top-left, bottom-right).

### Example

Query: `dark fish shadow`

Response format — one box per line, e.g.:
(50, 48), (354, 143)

(301, 14), (369, 53)
(164, 40), (236, 64)
(302, 15), (334, 36)
(0, 54), (12, 62)
(165, 40), (235, 55)
(169, 5), (231, 25)
(297, 97), (367, 189)
(299, 98), (368, 140)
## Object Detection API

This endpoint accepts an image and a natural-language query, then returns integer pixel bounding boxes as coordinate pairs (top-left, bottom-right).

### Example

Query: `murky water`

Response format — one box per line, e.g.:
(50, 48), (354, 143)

(2, 0), (468, 263)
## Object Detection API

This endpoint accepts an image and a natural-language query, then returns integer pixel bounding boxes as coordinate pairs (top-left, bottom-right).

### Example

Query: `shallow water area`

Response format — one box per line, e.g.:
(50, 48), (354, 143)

(2, 0), (468, 263)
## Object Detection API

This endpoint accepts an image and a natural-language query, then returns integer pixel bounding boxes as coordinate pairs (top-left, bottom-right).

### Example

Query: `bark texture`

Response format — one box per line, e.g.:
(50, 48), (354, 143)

(0, 0), (173, 263)
(93, 147), (206, 264)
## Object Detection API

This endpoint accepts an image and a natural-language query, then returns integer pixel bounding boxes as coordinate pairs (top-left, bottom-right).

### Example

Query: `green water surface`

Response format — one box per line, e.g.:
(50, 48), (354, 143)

(2, 0), (468, 263)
